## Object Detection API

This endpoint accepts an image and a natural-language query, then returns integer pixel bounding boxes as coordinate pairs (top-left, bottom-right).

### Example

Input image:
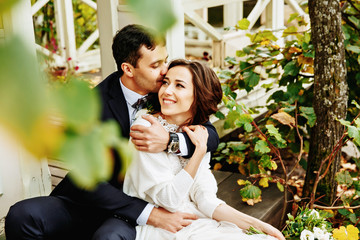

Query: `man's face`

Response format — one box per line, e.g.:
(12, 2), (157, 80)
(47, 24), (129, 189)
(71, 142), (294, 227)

(132, 45), (168, 95)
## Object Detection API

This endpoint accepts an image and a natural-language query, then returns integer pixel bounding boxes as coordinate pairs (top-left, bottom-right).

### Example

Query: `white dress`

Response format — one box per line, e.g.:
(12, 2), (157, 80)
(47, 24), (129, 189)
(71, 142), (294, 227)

(123, 111), (277, 240)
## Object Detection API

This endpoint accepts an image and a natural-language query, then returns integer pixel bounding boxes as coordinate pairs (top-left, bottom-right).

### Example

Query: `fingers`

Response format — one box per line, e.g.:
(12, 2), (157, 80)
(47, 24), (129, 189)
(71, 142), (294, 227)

(181, 212), (198, 220)
(130, 124), (146, 133)
(142, 114), (158, 124)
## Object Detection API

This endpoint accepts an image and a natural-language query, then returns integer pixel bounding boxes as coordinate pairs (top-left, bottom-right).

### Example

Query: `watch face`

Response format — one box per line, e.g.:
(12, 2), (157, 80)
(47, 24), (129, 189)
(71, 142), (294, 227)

(170, 141), (179, 153)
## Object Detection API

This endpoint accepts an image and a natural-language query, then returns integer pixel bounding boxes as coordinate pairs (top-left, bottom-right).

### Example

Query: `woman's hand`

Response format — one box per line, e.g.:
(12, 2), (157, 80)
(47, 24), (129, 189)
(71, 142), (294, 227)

(260, 223), (286, 240)
(183, 125), (208, 152)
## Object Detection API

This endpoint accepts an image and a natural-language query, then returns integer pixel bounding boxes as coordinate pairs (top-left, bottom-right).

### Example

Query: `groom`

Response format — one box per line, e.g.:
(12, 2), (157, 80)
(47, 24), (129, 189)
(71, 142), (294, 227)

(5, 24), (220, 240)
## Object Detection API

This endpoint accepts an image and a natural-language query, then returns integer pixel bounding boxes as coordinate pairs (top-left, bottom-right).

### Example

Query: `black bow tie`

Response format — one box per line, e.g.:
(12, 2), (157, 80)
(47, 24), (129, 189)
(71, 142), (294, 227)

(132, 96), (148, 110)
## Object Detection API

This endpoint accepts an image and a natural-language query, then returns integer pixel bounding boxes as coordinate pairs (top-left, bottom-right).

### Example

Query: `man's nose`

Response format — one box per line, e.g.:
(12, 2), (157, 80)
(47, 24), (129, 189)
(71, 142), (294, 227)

(160, 64), (167, 75)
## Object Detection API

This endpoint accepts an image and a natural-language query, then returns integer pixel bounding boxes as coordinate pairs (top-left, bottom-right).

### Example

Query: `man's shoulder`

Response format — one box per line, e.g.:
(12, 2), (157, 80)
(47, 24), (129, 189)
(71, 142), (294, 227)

(96, 71), (120, 90)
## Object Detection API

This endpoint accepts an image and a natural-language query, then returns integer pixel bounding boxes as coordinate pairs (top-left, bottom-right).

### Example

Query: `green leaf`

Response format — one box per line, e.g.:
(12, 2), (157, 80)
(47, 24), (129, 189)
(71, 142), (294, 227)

(227, 141), (249, 151)
(277, 182), (284, 192)
(339, 119), (351, 127)
(300, 107), (316, 127)
(52, 79), (100, 133)
(346, 45), (360, 53)
(349, 15), (360, 29)
(239, 184), (262, 199)
(244, 122), (253, 132)
(237, 18), (250, 30)
(243, 47), (252, 54)
(255, 140), (271, 153)
(349, 213), (358, 223)
(288, 13), (299, 23)
(284, 60), (300, 76)
(215, 111), (225, 120)
(259, 155), (272, 169)
(217, 142), (227, 151)
(236, 50), (247, 57)
(352, 100), (360, 109)
(224, 110), (241, 129)
(58, 125), (113, 189)
(304, 32), (311, 44)
(243, 71), (260, 87)
(266, 124), (286, 145)
(336, 171), (353, 187)
(126, 0), (177, 34)
(282, 26), (298, 37)
(347, 126), (360, 146)
(0, 36), (58, 157)
(0, 0), (21, 12)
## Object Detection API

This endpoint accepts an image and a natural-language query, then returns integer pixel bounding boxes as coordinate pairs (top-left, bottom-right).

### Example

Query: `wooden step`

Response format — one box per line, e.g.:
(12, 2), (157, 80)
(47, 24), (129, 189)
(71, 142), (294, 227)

(212, 170), (287, 228)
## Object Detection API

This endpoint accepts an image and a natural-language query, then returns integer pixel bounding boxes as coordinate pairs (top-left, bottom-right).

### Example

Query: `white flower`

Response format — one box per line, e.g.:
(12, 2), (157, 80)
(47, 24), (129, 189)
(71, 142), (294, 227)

(313, 227), (332, 240)
(301, 229), (315, 240)
(308, 209), (320, 219)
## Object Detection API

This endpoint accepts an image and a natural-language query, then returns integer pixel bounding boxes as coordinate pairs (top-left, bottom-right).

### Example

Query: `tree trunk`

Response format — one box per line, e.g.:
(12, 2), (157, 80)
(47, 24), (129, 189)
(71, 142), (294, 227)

(303, 0), (348, 205)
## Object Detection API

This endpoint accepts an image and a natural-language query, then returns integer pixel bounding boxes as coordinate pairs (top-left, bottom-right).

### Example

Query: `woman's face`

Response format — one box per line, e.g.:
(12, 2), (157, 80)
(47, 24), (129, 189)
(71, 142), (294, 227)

(158, 66), (194, 125)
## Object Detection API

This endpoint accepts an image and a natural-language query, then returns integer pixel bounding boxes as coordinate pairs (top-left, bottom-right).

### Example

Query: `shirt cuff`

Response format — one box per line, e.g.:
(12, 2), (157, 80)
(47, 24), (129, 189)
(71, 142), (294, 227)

(136, 203), (155, 226)
(177, 133), (188, 156)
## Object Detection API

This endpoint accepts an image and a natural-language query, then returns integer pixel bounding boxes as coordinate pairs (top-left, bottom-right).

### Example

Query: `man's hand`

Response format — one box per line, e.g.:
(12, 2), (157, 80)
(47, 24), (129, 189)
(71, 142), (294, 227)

(130, 115), (169, 153)
(147, 207), (198, 233)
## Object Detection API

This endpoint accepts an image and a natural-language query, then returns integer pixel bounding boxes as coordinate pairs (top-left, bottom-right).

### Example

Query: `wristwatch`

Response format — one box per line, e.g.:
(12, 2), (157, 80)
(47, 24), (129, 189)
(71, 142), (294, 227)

(167, 133), (180, 154)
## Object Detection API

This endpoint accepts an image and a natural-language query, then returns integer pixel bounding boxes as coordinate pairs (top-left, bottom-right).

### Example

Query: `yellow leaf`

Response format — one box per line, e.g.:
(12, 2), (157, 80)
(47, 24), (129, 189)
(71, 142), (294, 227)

(333, 225), (360, 240)
(237, 179), (248, 186)
(333, 226), (348, 240)
(213, 163), (222, 171)
(271, 112), (295, 128)
(271, 160), (278, 170)
(347, 225), (359, 240)
(259, 178), (269, 188)
(260, 40), (270, 45)
(288, 46), (302, 53)
(238, 165), (246, 175)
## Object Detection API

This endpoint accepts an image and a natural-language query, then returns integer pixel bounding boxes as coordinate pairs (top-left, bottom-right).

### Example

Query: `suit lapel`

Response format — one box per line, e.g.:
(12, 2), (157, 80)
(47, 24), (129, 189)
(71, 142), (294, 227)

(108, 77), (131, 138)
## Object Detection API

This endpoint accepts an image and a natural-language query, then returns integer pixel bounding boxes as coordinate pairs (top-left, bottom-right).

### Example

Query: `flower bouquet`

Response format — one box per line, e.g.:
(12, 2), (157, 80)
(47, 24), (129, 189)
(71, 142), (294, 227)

(283, 208), (333, 240)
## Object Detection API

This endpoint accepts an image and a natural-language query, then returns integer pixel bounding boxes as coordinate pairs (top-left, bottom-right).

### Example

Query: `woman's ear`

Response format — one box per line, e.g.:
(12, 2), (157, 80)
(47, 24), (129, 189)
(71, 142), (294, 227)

(121, 63), (134, 78)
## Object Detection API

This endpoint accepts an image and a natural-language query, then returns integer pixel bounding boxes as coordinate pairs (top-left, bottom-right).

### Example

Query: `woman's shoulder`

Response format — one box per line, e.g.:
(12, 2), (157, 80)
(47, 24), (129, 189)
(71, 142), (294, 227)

(132, 110), (161, 127)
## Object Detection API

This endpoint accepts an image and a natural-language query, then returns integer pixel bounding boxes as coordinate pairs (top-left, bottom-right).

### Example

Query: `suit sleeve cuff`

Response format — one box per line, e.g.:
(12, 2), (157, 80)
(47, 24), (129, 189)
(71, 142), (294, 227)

(136, 203), (155, 225)
(177, 133), (188, 156)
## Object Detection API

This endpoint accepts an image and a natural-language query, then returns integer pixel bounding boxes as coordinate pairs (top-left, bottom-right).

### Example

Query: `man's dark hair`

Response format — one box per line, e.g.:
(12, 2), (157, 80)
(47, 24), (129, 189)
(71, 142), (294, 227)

(112, 24), (164, 76)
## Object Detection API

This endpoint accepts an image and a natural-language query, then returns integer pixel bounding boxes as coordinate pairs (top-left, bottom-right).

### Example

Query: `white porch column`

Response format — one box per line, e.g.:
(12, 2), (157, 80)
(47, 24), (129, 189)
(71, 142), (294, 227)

(97, 0), (118, 79)
(266, 0), (285, 45)
(166, 0), (185, 61)
(57, 0), (77, 65)
(224, 1), (243, 28)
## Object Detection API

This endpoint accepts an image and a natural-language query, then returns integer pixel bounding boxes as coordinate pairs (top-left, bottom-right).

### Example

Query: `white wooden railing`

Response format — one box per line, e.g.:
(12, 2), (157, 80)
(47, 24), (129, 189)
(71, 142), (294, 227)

(31, 0), (100, 73)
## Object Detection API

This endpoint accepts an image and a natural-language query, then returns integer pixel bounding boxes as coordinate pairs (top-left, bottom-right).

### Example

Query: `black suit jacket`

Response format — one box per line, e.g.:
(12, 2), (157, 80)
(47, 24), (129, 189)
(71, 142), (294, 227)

(51, 71), (220, 226)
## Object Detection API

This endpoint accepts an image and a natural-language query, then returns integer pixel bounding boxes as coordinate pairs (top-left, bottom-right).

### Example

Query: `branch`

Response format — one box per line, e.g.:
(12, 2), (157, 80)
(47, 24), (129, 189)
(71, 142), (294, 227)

(288, 101), (304, 177)
(313, 204), (360, 210)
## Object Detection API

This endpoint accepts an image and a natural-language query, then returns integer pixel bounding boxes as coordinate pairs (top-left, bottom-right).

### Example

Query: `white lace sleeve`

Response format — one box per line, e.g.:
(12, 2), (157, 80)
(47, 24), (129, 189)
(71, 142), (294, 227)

(190, 153), (225, 218)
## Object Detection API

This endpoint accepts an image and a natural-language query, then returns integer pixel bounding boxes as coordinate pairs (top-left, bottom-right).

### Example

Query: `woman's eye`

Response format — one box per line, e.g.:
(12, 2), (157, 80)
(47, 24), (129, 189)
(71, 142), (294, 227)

(177, 84), (184, 88)
(162, 80), (169, 85)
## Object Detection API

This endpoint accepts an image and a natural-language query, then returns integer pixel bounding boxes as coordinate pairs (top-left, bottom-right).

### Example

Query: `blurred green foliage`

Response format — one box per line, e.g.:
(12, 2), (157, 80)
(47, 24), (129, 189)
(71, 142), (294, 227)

(0, 0), (177, 188)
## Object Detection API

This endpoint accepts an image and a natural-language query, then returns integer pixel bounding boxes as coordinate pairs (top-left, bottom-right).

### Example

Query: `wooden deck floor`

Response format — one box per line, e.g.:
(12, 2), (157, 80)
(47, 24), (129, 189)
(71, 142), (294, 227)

(213, 170), (286, 228)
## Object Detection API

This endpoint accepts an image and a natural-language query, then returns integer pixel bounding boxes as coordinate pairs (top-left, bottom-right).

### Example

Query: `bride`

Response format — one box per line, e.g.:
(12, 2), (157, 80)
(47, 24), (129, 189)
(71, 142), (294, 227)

(124, 59), (285, 240)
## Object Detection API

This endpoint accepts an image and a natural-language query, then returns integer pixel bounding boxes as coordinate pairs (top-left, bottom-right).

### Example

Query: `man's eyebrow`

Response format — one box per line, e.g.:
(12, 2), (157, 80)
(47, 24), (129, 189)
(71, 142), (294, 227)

(151, 56), (168, 65)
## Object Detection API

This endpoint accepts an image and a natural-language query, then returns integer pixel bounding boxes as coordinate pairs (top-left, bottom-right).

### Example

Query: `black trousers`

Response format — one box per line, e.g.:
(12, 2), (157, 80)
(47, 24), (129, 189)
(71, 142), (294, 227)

(5, 196), (136, 240)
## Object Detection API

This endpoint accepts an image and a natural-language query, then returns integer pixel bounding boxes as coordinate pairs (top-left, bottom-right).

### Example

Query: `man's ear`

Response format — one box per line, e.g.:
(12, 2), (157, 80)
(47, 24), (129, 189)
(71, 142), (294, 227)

(121, 63), (134, 78)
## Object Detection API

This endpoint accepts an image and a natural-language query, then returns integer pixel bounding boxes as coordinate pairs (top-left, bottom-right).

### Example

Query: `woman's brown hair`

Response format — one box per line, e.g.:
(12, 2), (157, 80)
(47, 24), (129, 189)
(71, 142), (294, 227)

(167, 59), (223, 125)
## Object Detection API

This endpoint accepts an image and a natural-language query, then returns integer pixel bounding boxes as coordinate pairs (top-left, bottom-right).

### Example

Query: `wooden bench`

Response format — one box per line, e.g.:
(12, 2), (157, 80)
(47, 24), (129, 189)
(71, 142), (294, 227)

(48, 160), (286, 227)
(0, 166), (286, 239)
